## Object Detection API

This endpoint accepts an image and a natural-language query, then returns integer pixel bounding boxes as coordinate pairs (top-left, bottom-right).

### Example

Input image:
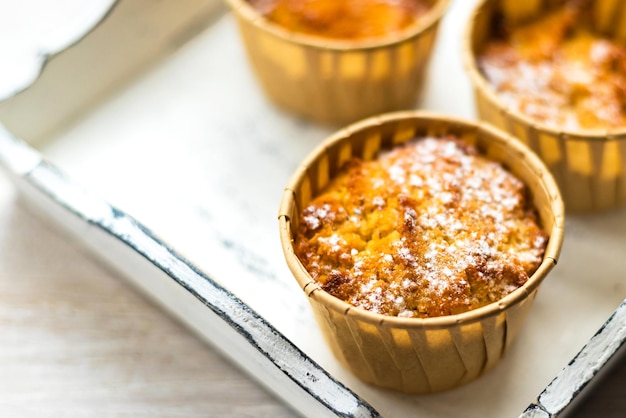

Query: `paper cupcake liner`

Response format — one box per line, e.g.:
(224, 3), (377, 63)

(279, 111), (565, 393)
(226, 0), (449, 126)
(464, 0), (626, 213)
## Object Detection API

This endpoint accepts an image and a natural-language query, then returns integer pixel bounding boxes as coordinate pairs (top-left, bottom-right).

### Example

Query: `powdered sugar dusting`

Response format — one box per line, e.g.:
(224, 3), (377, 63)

(295, 136), (548, 318)
(478, 3), (626, 130)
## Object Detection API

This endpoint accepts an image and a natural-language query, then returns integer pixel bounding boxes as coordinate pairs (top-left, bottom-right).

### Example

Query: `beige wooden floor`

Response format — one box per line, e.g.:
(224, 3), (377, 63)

(0, 180), (295, 417)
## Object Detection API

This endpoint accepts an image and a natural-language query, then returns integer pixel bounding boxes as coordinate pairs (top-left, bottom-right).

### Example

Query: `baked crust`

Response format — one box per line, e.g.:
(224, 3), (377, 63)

(294, 136), (547, 318)
(248, 0), (431, 40)
(479, 0), (626, 130)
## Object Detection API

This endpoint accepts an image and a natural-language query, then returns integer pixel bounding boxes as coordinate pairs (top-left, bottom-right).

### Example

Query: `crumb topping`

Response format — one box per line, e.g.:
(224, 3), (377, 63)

(294, 136), (547, 318)
(479, 1), (626, 130)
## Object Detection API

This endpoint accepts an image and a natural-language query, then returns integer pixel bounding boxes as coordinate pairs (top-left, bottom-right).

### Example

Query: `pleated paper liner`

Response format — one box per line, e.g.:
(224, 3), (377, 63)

(225, 0), (449, 126)
(279, 111), (565, 393)
(464, 0), (626, 213)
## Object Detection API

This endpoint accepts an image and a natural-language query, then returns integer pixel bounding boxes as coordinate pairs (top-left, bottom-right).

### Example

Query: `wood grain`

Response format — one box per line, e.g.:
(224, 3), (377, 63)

(0, 178), (295, 418)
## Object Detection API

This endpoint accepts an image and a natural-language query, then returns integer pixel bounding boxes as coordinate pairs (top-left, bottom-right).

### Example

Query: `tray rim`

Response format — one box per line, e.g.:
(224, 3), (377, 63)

(0, 1), (624, 417)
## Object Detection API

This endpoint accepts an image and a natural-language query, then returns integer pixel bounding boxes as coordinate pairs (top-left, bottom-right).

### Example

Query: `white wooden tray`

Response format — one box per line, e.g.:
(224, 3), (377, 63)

(0, 0), (624, 416)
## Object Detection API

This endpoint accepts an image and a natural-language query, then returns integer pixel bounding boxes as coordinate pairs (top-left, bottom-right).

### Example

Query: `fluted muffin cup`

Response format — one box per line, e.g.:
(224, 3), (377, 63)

(279, 111), (564, 393)
(464, 0), (626, 213)
(226, 0), (450, 126)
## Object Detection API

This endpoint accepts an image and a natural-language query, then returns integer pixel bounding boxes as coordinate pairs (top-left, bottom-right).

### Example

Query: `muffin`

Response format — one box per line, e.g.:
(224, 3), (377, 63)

(248, 0), (432, 41)
(295, 136), (547, 319)
(464, 0), (626, 212)
(279, 112), (564, 393)
(225, 0), (449, 125)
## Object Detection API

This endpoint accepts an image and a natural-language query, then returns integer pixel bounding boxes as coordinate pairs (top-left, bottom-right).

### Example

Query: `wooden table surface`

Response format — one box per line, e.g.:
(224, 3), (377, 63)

(0, 176), (292, 417)
(0, 169), (624, 418)
(0, 0), (623, 415)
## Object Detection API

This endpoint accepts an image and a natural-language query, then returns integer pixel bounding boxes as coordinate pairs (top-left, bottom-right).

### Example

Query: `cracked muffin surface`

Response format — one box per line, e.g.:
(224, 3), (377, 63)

(294, 136), (547, 318)
(479, 0), (626, 130)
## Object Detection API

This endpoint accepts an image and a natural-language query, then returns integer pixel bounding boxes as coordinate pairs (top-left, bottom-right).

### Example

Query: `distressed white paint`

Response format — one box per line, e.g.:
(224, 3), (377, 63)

(0, 0), (625, 416)
(539, 303), (626, 414)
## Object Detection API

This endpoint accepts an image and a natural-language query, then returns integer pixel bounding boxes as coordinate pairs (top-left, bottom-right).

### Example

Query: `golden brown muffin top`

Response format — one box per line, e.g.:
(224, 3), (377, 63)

(479, 1), (626, 130)
(248, 0), (431, 40)
(294, 136), (547, 318)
